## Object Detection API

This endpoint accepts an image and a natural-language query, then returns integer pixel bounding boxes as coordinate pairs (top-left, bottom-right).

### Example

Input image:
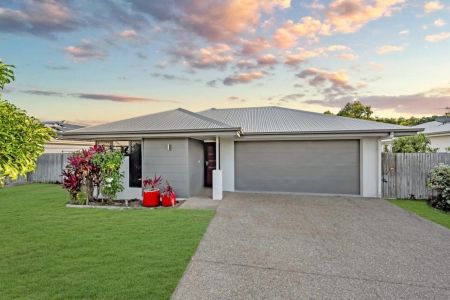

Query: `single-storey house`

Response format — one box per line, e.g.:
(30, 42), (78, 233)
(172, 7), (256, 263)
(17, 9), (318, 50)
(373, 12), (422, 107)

(413, 119), (450, 152)
(62, 106), (420, 200)
(43, 120), (93, 153)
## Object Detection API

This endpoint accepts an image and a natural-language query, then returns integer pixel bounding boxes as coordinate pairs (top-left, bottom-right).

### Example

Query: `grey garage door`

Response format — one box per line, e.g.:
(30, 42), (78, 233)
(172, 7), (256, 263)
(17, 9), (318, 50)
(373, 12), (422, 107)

(235, 140), (360, 195)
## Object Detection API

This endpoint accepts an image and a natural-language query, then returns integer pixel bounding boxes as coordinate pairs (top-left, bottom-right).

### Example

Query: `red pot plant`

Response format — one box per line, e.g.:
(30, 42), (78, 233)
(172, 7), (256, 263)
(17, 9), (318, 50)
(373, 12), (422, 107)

(142, 175), (162, 207)
(161, 181), (176, 207)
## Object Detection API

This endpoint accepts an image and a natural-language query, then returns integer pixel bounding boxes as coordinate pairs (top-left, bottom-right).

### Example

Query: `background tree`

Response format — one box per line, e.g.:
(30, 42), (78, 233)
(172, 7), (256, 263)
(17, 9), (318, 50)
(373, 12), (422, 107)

(0, 60), (54, 186)
(391, 133), (437, 153)
(326, 101), (438, 126)
(337, 101), (373, 120)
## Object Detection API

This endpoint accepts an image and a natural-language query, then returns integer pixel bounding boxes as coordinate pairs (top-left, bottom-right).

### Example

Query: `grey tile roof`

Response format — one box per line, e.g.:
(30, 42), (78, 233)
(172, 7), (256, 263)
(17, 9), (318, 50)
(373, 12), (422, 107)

(413, 121), (450, 135)
(199, 106), (417, 134)
(64, 108), (236, 135)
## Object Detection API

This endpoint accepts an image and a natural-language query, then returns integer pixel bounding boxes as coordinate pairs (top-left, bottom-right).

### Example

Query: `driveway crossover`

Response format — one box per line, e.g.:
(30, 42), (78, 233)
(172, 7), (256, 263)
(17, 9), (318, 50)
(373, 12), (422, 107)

(173, 193), (450, 299)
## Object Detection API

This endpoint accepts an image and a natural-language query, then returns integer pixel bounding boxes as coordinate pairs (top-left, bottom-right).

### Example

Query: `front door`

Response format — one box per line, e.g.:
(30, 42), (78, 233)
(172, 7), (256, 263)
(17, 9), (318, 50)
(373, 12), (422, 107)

(204, 143), (216, 187)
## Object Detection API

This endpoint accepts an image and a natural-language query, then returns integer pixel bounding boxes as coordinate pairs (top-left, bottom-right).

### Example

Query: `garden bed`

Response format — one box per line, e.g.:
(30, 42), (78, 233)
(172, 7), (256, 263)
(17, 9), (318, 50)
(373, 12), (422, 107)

(67, 199), (185, 209)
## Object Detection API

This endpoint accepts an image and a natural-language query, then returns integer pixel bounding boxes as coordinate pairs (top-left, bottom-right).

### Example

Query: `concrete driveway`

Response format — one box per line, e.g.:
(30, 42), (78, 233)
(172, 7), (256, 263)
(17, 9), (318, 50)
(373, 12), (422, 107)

(172, 193), (450, 299)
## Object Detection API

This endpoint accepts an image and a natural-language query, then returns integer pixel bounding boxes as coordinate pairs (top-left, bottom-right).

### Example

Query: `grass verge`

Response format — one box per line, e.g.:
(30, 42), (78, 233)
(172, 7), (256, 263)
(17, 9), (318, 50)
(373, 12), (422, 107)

(389, 199), (450, 229)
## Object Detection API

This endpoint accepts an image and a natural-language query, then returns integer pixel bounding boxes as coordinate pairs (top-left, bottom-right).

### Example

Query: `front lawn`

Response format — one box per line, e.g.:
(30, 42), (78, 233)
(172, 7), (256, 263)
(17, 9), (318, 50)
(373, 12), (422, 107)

(0, 184), (214, 299)
(390, 199), (450, 229)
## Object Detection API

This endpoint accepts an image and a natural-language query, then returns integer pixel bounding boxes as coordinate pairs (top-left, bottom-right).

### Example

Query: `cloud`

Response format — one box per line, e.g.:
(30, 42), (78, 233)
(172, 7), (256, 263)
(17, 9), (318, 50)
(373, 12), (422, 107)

(256, 54), (277, 66)
(223, 71), (265, 85)
(297, 68), (352, 89)
(240, 37), (271, 55)
(236, 59), (258, 70)
(64, 39), (106, 61)
(338, 53), (358, 60)
(21, 90), (64, 96)
(44, 65), (70, 70)
(284, 45), (352, 66)
(228, 96), (246, 102)
(376, 45), (404, 55)
(130, 0), (290, 43)
(174, 43), (234, 69)
(326, 0), (405, 33)
(119, 29), (138, 39)
(206, 80), (219, 87)
(273, 17), (330, 48)
(434, 19), (446, 27)
(279, 93), (305, 102)
(304, 86), (450, 114)
(71, 93), (178, 103)
(150, 73), (189, 81)
(425, 32), (450, 42)
(399, 30), (409, 36)
(0, 0), (78, 38)
(424, 1), (444, 13)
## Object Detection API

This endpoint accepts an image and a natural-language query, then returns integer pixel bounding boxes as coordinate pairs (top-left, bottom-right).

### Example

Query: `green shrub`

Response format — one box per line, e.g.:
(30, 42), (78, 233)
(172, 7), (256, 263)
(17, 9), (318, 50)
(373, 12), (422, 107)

(427, 164), (450, 212)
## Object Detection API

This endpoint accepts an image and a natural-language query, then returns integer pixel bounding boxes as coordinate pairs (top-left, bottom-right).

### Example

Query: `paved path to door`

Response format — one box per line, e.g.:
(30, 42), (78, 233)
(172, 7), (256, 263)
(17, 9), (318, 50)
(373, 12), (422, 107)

(172, 193), (450, 299)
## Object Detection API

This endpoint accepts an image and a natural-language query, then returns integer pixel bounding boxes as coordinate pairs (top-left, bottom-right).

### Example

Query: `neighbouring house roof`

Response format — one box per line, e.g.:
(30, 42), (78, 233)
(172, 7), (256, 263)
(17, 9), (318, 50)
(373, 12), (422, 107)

(413, 121), (450, 136)
(62, 106), (421, 138)
(198, 106), (420, 135)
(43, 120), (85, 132)
(63, 108), (238, 136)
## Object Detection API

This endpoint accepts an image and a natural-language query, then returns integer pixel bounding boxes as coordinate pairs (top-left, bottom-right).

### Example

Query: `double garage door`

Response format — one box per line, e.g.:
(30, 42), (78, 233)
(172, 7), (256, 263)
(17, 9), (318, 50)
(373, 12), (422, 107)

(235, 140), (360, 195)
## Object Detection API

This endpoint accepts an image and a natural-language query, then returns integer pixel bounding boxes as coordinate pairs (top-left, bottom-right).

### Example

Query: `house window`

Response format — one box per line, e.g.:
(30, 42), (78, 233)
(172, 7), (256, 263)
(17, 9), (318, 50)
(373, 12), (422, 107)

(128, 142), (142, 188)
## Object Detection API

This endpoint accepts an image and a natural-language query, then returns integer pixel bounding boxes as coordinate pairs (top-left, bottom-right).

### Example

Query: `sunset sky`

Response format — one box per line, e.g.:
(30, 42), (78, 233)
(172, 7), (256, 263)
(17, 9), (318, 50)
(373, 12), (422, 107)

(1, 0), (450, 125)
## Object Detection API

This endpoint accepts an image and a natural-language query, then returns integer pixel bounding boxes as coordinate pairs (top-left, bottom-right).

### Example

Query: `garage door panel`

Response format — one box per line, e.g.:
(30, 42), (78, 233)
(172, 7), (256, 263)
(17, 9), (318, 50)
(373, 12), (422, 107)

(235, 140), (360, 195)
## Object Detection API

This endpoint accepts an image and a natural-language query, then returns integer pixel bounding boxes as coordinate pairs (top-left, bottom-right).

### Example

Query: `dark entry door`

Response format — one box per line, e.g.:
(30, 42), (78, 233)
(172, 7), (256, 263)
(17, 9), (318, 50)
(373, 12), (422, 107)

(204, 143), (216, 187)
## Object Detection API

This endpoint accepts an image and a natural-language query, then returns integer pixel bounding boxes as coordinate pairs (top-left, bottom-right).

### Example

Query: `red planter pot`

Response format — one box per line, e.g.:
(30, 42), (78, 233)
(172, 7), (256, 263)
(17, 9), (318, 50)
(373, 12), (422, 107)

(161, 192), (176, 207)
(142, 190), (160, 207)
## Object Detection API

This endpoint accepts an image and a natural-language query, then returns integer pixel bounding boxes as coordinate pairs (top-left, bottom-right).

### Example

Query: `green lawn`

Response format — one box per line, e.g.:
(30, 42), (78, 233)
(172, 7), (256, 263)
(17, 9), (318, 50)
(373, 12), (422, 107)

(0, 184), (214, 300)
(390, 199), (450, 229)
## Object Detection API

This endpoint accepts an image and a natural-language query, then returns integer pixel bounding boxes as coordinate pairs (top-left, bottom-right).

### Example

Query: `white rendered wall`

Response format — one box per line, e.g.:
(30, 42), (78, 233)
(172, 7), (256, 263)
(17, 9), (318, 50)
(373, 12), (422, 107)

(220, 138), (235, 192)
(429, 135), (450, 152)
(360, 137), (381, 198)
(116, 156), (143, 200)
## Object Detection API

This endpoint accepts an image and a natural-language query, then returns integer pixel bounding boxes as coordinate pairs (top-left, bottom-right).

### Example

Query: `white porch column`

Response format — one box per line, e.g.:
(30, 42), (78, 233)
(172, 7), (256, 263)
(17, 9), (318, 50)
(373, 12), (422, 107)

(212, 136), (223, 200)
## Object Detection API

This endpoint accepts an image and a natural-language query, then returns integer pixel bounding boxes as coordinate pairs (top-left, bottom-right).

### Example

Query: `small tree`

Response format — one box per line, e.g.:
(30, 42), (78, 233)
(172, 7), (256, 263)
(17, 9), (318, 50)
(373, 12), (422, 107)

(92, 150), (124, 202)
(391, 133), (436, 153)
(0, 60), (54, 186)
(427, 164), (450, 211)
(337, 101), (373, 120)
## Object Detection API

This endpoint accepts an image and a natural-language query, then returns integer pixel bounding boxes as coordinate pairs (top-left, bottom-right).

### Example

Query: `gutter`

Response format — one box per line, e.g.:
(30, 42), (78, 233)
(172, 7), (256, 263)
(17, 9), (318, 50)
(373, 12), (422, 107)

(61, 127), (242, 137)
(241, 128), (423, 136)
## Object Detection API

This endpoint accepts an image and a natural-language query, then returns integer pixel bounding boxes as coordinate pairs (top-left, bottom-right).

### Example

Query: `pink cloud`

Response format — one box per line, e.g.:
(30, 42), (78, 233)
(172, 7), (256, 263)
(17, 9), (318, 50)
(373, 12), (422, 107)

(284, 45), (352, 66)
(119, 29), (138, 39)
(0, 0), (77, 37)
(240, 37), (271, 55)
(223, 70), (265, 85)
(64, 40), (106, 61)
(273, 17), (330, 48)
(256, 54), (277, 66)
(175, 43), (234, 69)
(305, 86), (450, 115)
(326, 0), (405, 33)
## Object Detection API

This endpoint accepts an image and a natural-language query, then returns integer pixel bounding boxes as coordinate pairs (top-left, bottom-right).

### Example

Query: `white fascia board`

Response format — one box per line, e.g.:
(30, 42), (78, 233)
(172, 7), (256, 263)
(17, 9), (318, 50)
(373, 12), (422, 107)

(235, 133), (389, 141)
(62, 131), (240, 140)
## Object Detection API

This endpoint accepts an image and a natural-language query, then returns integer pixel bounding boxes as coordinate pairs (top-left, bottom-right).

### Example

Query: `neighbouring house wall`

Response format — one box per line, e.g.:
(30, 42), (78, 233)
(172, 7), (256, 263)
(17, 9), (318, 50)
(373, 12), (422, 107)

(220, 138), (235, 191)
(429, 135), (450, 152)
(360, 137), (381, 198)
(142, 138), (190, 198)
(44, 139), (94, 153)
(116, 156), (142, 200)
(188, 139), (204, 196)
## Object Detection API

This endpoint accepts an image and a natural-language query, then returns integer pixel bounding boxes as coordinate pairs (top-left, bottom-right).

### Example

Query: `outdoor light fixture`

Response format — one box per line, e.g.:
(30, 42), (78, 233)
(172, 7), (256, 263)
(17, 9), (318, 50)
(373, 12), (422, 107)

(167, 144), (172, 151)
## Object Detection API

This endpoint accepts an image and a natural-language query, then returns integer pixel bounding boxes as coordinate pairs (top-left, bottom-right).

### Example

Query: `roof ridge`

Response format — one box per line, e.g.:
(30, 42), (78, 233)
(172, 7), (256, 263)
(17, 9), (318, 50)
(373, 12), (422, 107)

(176, 108), (234, 128)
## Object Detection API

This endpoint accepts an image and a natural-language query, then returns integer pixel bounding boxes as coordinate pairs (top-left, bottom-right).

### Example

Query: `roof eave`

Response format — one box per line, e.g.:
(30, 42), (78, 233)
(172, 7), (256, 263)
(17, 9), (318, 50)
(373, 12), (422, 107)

(242, 128), (423, 136)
